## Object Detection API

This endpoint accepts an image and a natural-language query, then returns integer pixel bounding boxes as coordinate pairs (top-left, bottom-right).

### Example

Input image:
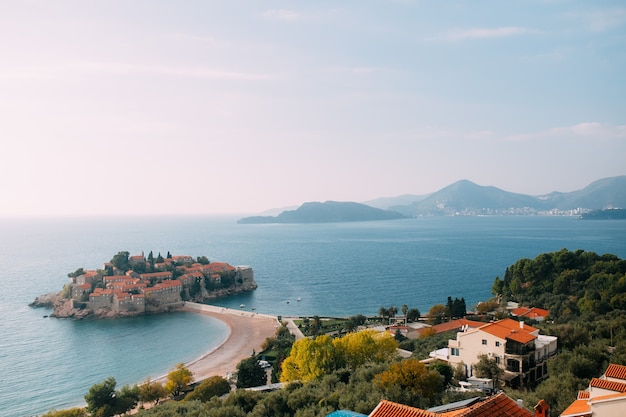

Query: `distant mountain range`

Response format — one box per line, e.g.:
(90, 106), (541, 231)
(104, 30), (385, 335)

(239, 176), (626, 223)
(383, 175), (626, 217)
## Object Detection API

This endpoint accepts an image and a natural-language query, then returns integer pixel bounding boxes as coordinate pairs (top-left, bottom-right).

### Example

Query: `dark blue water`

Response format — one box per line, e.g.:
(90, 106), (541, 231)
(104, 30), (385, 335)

(0, 215), (624, 416)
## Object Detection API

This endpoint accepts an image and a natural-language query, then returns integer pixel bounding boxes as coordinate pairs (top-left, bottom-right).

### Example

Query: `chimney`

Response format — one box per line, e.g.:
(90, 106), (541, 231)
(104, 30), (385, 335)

(517, 399), (524, 408)
(534, 399), (549, 417)
(520, 321), (524, 330)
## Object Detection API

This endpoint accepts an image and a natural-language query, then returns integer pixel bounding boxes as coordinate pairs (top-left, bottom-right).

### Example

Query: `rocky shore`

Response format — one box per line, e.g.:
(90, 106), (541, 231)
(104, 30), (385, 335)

(30, 282), (257, 320)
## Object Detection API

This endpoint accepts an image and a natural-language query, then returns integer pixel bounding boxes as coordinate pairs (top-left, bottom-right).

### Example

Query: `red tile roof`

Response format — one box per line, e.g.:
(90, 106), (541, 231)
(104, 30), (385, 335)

(427, 319), (485, 334)
(478, 319), (537, 344)
(604, 363), (626, 381)
(559, 399), (591, 417)
(369, 394), (535, 417)
(511, 307), (549, 320)
(452, 393), (533, 417)
(578, 391), (590, 399)
(589, 377), (626, 392)
(369, 400), (438, 417)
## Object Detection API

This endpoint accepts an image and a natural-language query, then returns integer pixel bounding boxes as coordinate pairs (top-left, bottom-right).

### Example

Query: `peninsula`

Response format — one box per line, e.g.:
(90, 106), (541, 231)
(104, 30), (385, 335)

(30, 251), (257, 319)
(238, 201), (407, 224)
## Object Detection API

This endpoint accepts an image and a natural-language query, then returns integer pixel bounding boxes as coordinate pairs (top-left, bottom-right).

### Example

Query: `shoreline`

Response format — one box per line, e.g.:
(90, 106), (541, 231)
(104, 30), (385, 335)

(163, 303), (280, 383)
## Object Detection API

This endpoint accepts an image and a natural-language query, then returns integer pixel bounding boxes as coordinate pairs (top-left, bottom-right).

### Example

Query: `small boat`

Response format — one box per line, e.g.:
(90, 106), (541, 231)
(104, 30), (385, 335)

(286, 300), (290, 304)
(240, 304), (245, 308)
(43, 315), (48, 318)
(251, 307), (256, 310)
(296, 297), (302, 302)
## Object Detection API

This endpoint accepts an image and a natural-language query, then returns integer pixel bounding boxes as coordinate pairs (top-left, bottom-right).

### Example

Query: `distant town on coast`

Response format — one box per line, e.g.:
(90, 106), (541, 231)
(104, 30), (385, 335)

(30, 251), (257, 319)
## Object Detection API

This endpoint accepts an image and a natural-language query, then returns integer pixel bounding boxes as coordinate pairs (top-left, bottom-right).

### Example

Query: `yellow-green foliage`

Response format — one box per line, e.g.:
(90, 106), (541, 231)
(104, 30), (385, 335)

(280, 329), (397, 383)
(165, 363), (193, 396)
(374, 358), (443, 407)
(41, 408), (87, 417)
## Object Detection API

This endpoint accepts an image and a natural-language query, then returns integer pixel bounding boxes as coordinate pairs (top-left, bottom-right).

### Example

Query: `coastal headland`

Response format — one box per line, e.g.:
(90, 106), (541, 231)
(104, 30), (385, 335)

(168, 302), (280, 383)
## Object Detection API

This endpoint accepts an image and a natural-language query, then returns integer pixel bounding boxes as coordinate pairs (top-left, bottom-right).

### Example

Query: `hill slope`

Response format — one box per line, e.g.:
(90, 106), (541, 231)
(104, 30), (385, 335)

(238, 201), (407, 224)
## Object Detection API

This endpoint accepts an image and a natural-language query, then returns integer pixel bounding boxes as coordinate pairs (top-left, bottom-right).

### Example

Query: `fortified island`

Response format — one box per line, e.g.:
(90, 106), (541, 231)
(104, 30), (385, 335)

(30, 251), (257, 319)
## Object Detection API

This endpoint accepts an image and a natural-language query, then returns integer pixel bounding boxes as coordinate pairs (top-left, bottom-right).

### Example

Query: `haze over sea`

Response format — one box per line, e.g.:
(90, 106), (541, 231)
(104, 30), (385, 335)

(1, 215), (625, 417)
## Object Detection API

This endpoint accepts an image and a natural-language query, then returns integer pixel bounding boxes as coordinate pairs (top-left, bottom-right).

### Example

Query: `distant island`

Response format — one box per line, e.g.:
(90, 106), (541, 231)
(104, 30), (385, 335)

(580, 208), (626, 220)
(30, 251), (256, 319)
(237, 201), (407, 224)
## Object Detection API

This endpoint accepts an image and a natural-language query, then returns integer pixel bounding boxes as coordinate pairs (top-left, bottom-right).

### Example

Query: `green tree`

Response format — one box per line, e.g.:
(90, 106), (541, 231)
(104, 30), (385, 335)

(165, 363), (193, 396)
(115, 384), (139, 415)
(406, 308), (421, 322)
(185, 375), (231, 401)
(491, 276), (504, 296)
(428, 304), (447, 324)
(236, 356), (267, 388)
(430, 362), (454, 386)
(84, 377), (117, 417)
(474, 354), (503, 387)
(138, 377), (168, 406)
(197, 255), (210, 264)
(67, 268), (85, 279)
(110, 251), (130, 272)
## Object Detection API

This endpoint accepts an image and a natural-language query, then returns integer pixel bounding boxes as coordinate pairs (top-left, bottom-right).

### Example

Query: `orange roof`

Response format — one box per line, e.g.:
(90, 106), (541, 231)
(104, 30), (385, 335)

(428, 319), (485, 334)
(369, 400), (437, 417)
(369, 394), (535, 417)
(589, 391), (626, 403)
(78, 283), (91, 289)
(604, 363), (626, 381)
(578, 391), (590, 399)
(453, 393), (533, 417)
(559, 399), (591, 417)
(589, 377), (626, 392)
(511, 307), (549, 319)
(159, 279), (182, 288)
(478, 319), (537, 344)
(140, 272), (172, 278)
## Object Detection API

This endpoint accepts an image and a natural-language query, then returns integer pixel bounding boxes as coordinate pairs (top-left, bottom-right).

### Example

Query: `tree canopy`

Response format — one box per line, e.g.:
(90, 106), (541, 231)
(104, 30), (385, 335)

(280, 329), (397, 383)
(492, 249), (626, 320)
(165, 363), (193, 397)
(84, 377), (138, 417)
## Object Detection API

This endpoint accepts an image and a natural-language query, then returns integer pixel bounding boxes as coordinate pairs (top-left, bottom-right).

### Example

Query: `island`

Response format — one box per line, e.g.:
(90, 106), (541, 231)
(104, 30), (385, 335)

(237, 201), (407, 224)
(30, 251), (257, 319)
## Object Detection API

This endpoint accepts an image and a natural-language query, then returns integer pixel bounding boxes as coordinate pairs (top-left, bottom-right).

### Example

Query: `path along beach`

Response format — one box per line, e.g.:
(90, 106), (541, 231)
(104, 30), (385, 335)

(161, 302), (280, 383)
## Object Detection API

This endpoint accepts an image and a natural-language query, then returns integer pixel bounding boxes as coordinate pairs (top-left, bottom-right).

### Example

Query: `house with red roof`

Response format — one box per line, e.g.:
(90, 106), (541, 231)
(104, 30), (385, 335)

(367, 394), (548, 417)
(560, 363), (626, 417)
(448, 318), (557, 388)
(511, 307), (549, 322)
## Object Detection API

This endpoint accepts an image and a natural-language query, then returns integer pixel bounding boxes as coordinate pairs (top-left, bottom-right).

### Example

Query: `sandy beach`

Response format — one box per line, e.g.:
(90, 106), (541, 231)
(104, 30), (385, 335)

(160, 303), (280, 383)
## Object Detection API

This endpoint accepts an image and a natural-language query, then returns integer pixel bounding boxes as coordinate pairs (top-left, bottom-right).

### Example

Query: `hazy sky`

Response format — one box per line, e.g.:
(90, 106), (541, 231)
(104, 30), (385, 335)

(1, 1), (625, 216)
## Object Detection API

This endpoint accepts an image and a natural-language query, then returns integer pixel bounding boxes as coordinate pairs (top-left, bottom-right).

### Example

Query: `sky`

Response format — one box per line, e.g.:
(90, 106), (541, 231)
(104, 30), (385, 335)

(0, 0), (625, 217)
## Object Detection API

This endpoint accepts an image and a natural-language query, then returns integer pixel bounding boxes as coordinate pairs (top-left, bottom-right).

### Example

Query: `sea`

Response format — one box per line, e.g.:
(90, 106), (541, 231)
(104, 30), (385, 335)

(1, 215), (625, 417)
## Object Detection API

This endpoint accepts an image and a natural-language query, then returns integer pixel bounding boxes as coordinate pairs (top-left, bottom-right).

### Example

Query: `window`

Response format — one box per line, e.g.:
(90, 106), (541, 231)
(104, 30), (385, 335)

(482, 339), (487, 345)
(495, 356), (500, 364)
(495, 341), (500, 347)
(451, 348), (460, 356)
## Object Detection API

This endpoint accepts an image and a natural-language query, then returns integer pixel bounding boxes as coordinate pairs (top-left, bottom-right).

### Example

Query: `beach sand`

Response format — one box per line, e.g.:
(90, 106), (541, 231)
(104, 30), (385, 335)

(160, 303), (280, 383)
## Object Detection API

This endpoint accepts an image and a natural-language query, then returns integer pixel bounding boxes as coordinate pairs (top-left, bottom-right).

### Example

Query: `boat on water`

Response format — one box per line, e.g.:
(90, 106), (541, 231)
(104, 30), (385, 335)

(240, 304), (245, 308)
(296, 297), (302, 301)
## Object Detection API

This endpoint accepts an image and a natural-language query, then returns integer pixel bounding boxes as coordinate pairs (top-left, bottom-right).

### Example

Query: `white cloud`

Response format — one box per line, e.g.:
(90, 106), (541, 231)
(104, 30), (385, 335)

(506, 122), (626, 141)
(585, 8), (626, 32)
(261, 9), (303, 22)
(428, 26), (540, 41)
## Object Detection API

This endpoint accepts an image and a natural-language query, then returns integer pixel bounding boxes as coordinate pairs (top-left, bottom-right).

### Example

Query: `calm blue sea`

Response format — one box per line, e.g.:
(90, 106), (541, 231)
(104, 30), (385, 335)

(1, 215), (625, 416)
